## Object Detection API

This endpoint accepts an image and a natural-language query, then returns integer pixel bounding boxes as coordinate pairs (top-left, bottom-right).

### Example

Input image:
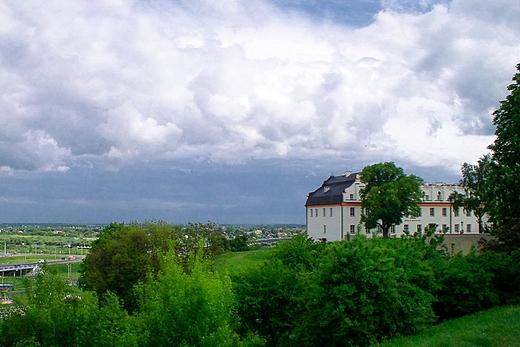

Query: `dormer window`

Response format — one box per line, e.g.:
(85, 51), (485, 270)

(324, 186), (330, 193)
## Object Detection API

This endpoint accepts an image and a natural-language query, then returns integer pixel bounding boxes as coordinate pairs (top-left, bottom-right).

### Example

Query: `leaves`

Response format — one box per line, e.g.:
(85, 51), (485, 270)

(360, 162), (423, 237)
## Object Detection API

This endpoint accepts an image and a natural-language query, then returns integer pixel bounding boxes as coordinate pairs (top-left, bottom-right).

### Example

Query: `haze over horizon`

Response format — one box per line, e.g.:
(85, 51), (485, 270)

(0, 0), (518, 224)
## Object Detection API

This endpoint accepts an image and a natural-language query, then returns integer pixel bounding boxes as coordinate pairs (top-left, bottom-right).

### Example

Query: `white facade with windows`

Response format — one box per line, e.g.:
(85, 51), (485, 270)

(305, 171), (483, 242)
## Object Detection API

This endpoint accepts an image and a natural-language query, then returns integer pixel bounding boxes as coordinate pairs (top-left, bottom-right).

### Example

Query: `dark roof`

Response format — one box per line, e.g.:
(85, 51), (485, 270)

(305, 172), (360, 206)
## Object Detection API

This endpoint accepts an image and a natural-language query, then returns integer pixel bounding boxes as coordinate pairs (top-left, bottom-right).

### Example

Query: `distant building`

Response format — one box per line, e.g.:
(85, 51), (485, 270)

(305, 171), (482, 242)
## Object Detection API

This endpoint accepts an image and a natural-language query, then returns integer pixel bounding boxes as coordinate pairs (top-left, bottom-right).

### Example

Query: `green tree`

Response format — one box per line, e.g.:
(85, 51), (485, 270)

(0, 268), (138, 347)
(137, 248), (253, 347)
(449, 155), (491, 233)
(292, 237), (436, 347)
(485, 64), (520, 229)
(79, 221), (226, 312)
(79, 222), (158, 312)
(360, 162), (424, 238)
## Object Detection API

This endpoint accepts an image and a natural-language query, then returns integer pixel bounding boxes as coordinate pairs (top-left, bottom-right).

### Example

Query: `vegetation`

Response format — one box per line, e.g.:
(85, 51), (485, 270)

(0, 226), (519, 346)
(360, 162), (423, 238)
(376, 305), (520, 347)
(454, 64), (520, 251)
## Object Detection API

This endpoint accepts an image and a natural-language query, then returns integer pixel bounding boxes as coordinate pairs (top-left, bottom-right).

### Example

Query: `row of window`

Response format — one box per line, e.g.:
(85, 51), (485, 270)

(310, 208), (334, 217)
(311, 207), (471, 218)
(423, 192), (444, 201)
(426, 207), (471, 217)
(321, 223), (474, 235)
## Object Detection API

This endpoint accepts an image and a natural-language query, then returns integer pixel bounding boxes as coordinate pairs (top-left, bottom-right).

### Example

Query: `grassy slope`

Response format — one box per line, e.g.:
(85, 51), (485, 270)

(213, 247), (274, 275)
(375, 305), (520, 347)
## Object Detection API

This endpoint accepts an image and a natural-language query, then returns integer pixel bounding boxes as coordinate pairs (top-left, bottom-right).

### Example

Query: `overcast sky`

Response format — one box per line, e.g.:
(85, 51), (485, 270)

(0, 0), (518, 224)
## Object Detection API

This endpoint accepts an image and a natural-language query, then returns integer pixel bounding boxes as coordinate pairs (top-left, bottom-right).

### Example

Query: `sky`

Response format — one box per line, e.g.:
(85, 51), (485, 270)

(0, 0), (519, 225)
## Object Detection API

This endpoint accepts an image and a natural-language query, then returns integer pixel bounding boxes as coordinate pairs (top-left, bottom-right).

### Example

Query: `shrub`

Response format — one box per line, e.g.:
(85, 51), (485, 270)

(232, 258), (306, 347)
(291, 237), (436, 347)
(433, 250), (500, 320)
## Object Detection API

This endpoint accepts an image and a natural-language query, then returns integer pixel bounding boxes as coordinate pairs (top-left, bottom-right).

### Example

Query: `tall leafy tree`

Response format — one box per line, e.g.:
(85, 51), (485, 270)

(486, 64), (520, 228)
(449, 154), (491, 233)
(79, 221), (227, 312)
(137, 249), (249, 347)
(360, 162), (423, 238)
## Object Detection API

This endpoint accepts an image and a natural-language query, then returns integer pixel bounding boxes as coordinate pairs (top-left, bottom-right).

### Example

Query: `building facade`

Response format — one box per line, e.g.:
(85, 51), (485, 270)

(305, 171), (481, 242)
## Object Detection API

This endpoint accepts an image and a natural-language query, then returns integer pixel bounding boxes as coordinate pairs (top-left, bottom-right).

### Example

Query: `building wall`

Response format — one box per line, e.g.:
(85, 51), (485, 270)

(306, 182), (485, 241)
(306, 205), (343, 242)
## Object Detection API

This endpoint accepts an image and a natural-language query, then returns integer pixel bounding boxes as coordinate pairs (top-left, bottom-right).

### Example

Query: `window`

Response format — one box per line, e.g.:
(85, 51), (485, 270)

(418, 208), (422, 217)
(310, 209), (313, 217)
(350, 225), (355, 234)
(315, 208), (318, 217)
(403, 224), (409, 232)
(430, 208), (435, 217)
(330, 208), (333, 217)
(365, 226), (370, 234)
(454, 224), (460, 233)
(454, 209), (459, 217)
(442, 208), (447, 217)
(466, 210), (472, 217)
(442, 224), (447, 232)
(323, 225), (326, 234)
(437, 192), (442, 201)
(425, 194), (430, 201)
(350, 207), (355, 216)
(323, 208), (326, 217)
(391, 225), (396, 234)
(350, 193), (354, 200)
(416, 224), (422, 232)
(467, 224), (472, 232)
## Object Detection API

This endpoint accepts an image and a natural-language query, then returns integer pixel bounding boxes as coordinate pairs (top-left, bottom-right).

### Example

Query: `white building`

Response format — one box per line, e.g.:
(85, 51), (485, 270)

(305, 171), (482, 242)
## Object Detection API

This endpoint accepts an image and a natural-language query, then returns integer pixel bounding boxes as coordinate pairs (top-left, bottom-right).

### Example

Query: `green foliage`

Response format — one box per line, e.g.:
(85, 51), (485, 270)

(457, 64), (520, 251)
(433, 250), (500, 320)
(292, 237), (436, 347)
(232, 259), (307, 347)
(136, 249), (250, 347)
(475, 250), (520, 306)
(79, 222), (156, 312)
(269, 233), (320, 271)
(79, 221), (226, 312)
(449, 155), (491, 233)
(486, 64), (520, 229)
(0, 268), (137, 347)
(228, 233), (253, 252)
(360, 162), (424, 237)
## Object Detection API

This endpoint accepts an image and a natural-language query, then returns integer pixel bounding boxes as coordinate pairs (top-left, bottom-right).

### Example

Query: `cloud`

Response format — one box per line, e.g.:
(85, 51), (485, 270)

(0, 0), (517, 174)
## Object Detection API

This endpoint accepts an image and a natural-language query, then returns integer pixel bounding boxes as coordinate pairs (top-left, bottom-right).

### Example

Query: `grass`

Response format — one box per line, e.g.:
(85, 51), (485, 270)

(375, 305), (520, 347)
(213, 247), (274, 275)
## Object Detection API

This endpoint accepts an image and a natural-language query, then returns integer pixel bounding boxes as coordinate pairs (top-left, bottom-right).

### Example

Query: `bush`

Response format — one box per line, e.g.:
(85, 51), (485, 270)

(433, 250), (500, 320)
(136, 249), (258, 347)
(291, 237), (436, 347)
(232, 259), (306, 347)
(0, 268), (137, 347)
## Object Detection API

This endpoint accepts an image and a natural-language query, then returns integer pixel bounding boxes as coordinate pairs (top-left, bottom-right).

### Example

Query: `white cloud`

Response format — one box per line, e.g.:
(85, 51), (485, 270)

(0, 0), (517, 173)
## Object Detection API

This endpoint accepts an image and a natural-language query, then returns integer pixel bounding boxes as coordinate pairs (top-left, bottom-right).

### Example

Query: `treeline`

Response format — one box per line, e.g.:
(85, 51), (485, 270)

(1, 221), (519, 347)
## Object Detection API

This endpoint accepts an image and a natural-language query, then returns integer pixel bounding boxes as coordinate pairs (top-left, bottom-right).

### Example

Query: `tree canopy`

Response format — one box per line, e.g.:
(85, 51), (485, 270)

(360, 162), (423, 238)
(486, 64), (520, 228)
(449, 154), (491, 233)
(454, 64), (520, 251)
(79, 221), (227, 312)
